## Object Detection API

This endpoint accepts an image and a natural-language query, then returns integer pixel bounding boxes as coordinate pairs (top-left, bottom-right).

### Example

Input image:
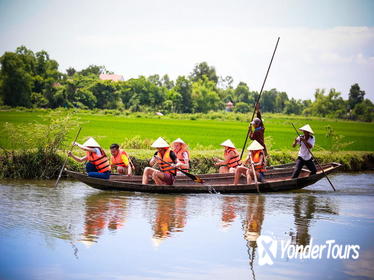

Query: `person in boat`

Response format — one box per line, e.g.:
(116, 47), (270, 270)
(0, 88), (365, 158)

(215, 139), (242, 173)
(249, 103), (267, 156)
(233, 140), (266, 185)
(68, 137), (111, 179)
(291, 124), (317, 178)
(109, 143), (132, 176)
(172, 138), (190, 176)
(142, 137), (182, 185)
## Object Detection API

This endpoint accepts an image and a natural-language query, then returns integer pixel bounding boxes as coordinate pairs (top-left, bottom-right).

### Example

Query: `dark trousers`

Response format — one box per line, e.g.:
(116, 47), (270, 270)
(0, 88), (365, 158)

(292, 157), (317, 178)
(86, 162), (110, 179)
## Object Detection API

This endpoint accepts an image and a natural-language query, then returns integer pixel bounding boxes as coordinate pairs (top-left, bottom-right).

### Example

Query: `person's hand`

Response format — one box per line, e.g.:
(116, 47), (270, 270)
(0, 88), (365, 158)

(68, 151), (72, 157)
(255, 103), (260, 111)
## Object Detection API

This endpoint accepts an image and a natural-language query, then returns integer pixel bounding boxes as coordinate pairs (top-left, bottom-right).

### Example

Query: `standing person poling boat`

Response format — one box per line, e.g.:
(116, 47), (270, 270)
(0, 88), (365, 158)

(142, 137), (181, 185)
(172, 138), (190, 175)
(215, 139), (242, 173)
(109, 144), (132, 176)
(249, 103), (267, 156)
(291, 124), (317, 178)
(234, 140), (266, 185)
(68, 137), (111, 179)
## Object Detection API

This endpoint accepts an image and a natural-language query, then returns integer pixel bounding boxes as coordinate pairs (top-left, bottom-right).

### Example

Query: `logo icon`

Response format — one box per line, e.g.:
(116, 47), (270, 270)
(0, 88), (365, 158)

(257, 235), (277, 265)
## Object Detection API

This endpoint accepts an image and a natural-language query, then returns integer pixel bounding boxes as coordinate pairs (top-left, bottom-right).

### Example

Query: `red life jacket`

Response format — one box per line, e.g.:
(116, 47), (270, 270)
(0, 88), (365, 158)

(175, 148), (190, 173)
(224, 148), (241, 168)
(252, 150), (266, 172)
(111, 149), (129, 167)
(156, 148), (177, 176)
(87, 148), (111, 173)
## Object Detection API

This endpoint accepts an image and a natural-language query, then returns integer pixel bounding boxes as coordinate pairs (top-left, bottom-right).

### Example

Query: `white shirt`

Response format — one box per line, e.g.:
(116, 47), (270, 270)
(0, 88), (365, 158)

(297, 136), (315, 161)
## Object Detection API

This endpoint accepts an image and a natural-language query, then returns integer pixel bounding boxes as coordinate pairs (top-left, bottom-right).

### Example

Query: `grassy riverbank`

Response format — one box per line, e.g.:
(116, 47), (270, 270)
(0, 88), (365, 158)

(0, 109), (373, 179)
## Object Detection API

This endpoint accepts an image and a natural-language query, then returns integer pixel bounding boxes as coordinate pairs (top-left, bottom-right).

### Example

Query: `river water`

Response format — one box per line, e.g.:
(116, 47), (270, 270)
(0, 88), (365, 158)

(0, 173), (373, 280)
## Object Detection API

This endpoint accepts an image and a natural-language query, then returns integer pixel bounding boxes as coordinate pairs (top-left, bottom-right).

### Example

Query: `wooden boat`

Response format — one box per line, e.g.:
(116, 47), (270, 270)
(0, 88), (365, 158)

(65, 162), (342, 194)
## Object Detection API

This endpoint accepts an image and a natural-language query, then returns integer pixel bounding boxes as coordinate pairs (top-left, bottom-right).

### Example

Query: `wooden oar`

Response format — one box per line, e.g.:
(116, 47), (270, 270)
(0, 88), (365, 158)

(154, 156), (204, 184)
(239, 37), (280, 161)
(249, 153), (260, 193)
(291, 123), (336, 191)
(55, 127), (82, 187)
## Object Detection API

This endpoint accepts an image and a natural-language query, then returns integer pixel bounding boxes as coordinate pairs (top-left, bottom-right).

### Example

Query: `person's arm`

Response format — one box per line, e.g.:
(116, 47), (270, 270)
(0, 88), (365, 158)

(74, 142), (97, 153)
(149, 152), (157, 166)
(170, 151), (181, 167)
(304, 136), (314, 149)
(292, 136), (300, 148)
(68, 152), (87, 162)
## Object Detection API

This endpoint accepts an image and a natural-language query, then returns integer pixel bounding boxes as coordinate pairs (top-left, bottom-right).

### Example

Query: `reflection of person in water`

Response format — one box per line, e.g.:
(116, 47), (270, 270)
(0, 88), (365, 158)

(242, 195), (265, 280)
(221, 197), (238, 229)
(243, 195), (265, 246)
(292, 194), (337, 246)
(152, 196), (187, 245)
(81, 194), (127, 245)
(292, 195), (315, 246)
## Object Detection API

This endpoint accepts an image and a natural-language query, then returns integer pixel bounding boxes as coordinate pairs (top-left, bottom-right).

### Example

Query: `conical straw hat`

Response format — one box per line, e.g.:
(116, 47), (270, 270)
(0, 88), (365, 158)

(151, 137), (169, 148)
(299, 124), (314, 134)
(220, 139), (236, 148)
(83, 137), (101, 147)
(172, 138), (186, 144)
(247, 140), (264, 151)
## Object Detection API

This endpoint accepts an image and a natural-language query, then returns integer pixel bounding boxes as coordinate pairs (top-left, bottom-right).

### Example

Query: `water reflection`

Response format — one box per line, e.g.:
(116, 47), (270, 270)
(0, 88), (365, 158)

(151, 196), (187, 246)
(1, 173), (372, 280)
(291, 194), (338, 246)
(81, 193), (128, 245)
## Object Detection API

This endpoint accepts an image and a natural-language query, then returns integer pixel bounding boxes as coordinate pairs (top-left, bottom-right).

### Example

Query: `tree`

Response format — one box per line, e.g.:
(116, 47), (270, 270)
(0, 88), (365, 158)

(348, 83), (365, 110)
(283, 98), (304, 115)
(189, 62), (218, 84)
(275, 91), (289, 113)
(79, 65), (107, 76)
(0, 52), (33, 107)
(66, 67), (76, 76)
(161, 74), (174, 90)
(174, 76), (192, 113)
(191, 77), (220, 113)
(234, 82), (252, 104)
(261, 89), (277, 112)
(234, 102), (250, 113)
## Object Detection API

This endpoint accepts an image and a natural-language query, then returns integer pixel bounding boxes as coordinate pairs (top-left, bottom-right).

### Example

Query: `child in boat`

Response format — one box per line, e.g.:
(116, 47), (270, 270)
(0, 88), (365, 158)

(172, 138), (190, 176)
(233, 140), (266, 185)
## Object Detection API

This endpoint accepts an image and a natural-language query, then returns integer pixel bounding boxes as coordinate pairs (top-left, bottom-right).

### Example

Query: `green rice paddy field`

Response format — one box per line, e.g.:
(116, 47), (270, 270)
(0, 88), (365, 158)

(1, 110), (373, 153)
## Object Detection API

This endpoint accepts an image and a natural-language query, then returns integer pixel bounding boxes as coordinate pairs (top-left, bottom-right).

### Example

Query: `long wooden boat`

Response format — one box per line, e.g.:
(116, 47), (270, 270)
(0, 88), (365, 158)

(65, 162), (342, 194)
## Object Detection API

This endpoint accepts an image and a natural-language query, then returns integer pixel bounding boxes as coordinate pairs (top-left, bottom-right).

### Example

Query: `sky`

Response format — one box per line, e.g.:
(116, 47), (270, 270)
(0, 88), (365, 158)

(0, 0), (373, 100)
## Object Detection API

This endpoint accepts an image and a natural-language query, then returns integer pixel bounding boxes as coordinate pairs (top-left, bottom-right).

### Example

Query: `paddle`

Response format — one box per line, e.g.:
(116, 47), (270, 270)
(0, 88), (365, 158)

(291, 123), (336, 191)
(55, 127), (82, 187)
(239, 37), (280, 161)
(249, 153), (260, 193)
(154, 156), (204, 184)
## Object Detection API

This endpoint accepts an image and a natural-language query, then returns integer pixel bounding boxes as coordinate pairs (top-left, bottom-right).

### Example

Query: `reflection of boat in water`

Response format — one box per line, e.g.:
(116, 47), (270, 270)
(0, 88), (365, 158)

(66, 162), (341, 193)
(80, 193), (128, 245)
(151, 196), (187, 246)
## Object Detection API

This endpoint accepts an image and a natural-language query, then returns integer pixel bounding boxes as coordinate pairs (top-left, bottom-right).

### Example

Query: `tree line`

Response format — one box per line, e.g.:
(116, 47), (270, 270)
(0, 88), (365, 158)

(0, 46), (373, 121)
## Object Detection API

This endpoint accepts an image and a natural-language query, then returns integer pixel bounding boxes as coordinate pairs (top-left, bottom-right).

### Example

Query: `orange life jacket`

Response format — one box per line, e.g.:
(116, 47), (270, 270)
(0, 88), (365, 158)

(87, 148), (111, 173)
(252, 150), (266, 172)
(175, 148), (190, 173)
(156, 148), (177, 176)
(111, 149), (129, 167)
(224, 148), (241, 168)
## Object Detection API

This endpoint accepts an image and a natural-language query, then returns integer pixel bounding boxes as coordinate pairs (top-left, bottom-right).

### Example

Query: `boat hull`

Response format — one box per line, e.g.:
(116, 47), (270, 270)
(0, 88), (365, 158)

(65, 162), (342, 194)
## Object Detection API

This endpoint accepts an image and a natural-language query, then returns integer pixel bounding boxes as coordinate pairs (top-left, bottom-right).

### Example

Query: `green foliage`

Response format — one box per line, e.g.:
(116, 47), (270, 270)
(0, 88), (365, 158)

(325, 125), (353, 152)
(0, 46), (373, 122)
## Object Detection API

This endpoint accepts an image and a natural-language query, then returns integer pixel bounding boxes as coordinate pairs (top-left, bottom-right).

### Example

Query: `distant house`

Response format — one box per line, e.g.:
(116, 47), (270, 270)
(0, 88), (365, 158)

(225, 101), (234, 112)
(99, 74), (124, 82)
